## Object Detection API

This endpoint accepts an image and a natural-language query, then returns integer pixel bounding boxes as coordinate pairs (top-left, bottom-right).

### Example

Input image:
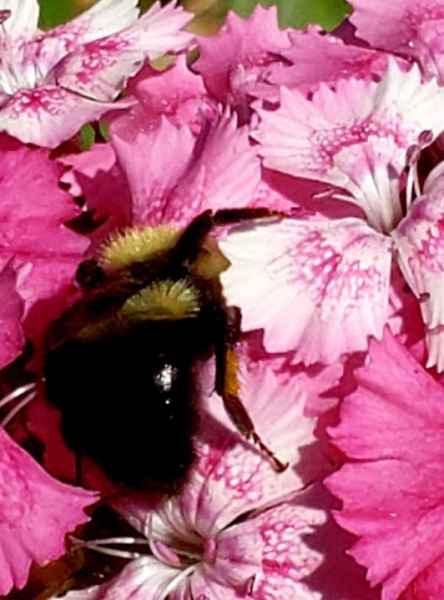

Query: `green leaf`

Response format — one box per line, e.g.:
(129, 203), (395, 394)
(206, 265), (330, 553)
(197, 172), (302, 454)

(79, 123), (96, 150)
(38, 0), (77, 29)
(229, 0), (351, 30)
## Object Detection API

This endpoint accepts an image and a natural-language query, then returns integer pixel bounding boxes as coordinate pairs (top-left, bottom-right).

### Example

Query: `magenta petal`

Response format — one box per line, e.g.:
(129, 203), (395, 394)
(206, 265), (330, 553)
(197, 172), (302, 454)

(110, 116), (195, 224)
(195, 5), (290, 103)
(0, 85), (133, 148)
(0, 140), (88, 322)
(164, 112), (261, 225)
(0, 262), (24, 370)
(124, 56), (217, 134)
(269, 27), (394, 94)
(0, 428), (96, 595)
(327, 329), (444, 600)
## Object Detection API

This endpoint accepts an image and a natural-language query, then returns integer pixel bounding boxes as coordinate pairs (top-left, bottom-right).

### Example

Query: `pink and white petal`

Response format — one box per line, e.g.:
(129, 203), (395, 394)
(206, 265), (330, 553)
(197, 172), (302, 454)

(0, 85), (133, 147)
(220, 217), (392, 364)
(254, 60), (444, 232)
(110, 116), (195, 224)
(164, 112), (261, 224)
(402, 554), (444, 600)
(0, 0), (39, 38)
(176, 359), (317, 537)
(269, 27), (392, 94)
(57, 558), (184, 600)
(195, 5), (291, 102)
(393, 188), (444, 369)
(53, 0), (139, 46)
(0, 261), (24, 369)
(327, 329), (444, 600)
(209, 502), (325, 598)
(0, 428), (96, 596)
(55, 3), (193, 102)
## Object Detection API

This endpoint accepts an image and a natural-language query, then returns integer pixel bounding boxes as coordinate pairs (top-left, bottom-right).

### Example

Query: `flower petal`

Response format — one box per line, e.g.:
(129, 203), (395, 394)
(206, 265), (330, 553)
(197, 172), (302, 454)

(55, 2), (193, 102)
(0, 261), (24, 370)
(0, 428), (96, 596)
(49, 0), (139, 47)
(349, 0), (444, 81)
(327, 329), (444, 600)
(392, 173), (444, 370)
(110, 116), (195, 224)
(111, 111), (261, 226)
(268, 27), (392, 95)
(0, 138), (88, 342)
(194, 5), (291, 105)
(254, 59), (444, 232)
(122, 56), (217, 135)
(179, 502), (325, 600)
(0, 85), (133, 147)
(220, 217), (392, 364)
(0, 0), (39, 38)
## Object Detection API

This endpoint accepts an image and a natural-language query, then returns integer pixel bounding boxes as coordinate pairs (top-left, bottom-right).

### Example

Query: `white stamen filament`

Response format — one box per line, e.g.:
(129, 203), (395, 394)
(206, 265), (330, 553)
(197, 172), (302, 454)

(0, 382), (36, 409)
(1, 391), (36, 427)
(161, 564), (196, 599)
(70, 535), (150, 560)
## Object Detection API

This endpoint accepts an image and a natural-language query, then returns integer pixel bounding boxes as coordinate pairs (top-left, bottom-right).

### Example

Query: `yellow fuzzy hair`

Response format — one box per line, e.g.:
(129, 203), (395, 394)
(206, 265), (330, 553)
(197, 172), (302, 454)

(120, 279), (200, 320)
(99, 225), (180, 271)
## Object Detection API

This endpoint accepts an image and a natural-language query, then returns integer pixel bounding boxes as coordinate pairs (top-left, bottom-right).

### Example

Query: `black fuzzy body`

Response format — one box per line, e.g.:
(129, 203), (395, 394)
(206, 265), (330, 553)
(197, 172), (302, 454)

(44, 316), (214, 492)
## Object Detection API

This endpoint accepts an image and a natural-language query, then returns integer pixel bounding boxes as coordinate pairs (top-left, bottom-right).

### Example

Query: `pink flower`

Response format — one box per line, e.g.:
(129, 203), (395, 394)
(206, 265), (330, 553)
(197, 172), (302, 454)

(0, 427), (97, 596)
(221, 58), (444, 366)
(0, 261), (24, 370)
(194, 6), (291, 121)
(109, 110), (263, 226)
(327, 328), (444, 600)
(0, 0), (193, 147)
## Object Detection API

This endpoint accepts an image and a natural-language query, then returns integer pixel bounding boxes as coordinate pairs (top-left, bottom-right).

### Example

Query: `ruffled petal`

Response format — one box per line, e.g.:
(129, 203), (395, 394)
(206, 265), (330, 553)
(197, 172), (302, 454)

(349, 0), (444, 82)
(48, 0), (139, 47)
(0, 261), (24, 369)
(55, 2), (193, 102)
(122, 56), (217, 135)
(254, 59), (444, 232)
(220, 217), (392, 364)
(163, 112), (261, 225)
(268, 27), (393, 95)
(195, 5), (291, 105)
(327, 329), (444, 600)
(0, 428), (96, 596)
(110, 116), (195, 224)
(177, 502), (324, 600)
(111, 111), (261, 226)
(0, 85), (133, 147)
(393, 171), (444, 370)
(0, 139), (88, 338)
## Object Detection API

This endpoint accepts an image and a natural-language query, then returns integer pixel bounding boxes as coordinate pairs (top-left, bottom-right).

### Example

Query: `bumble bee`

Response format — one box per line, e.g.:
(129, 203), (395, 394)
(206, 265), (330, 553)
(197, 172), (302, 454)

(44, 208), (287, 492)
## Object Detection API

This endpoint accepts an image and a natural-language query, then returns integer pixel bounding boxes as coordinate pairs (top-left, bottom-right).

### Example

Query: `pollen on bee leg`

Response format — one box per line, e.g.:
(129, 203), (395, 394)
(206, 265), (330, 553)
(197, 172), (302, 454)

(98, 225), (180, 271)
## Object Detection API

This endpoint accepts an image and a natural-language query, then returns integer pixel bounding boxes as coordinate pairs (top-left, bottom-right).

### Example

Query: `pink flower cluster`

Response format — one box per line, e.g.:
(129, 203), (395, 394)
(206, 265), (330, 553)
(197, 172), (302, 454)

(3, 0), (444, 598)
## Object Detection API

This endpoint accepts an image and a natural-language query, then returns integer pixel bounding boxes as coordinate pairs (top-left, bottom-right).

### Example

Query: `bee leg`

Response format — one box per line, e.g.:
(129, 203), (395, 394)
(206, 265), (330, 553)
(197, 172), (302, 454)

(214, 306), (288, 473)
(173, 208), (284, 264)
